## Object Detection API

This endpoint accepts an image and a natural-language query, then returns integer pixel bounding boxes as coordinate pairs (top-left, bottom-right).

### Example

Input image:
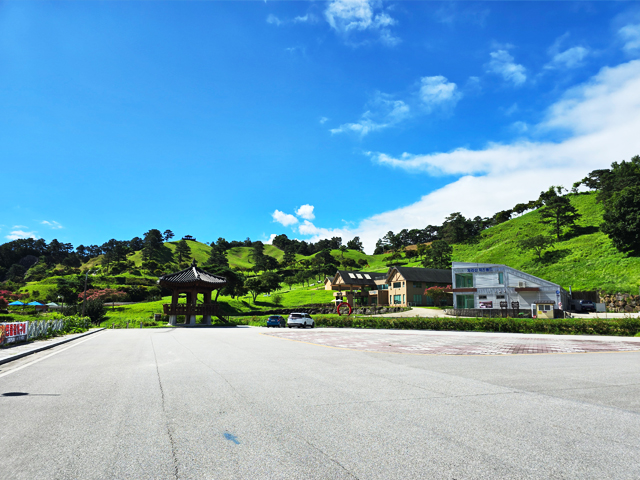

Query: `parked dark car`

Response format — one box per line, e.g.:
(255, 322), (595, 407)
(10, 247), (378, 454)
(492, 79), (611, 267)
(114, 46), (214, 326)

(266, 315), (285, 328)
(578, 300), (596, 313)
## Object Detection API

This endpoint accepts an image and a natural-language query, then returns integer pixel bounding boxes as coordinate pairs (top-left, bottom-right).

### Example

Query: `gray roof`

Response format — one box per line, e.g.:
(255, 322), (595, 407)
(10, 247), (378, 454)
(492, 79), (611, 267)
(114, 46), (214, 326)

(389, 266), (451, 284)
(336, 270), (387, 286)
(158, 260), (226, 287)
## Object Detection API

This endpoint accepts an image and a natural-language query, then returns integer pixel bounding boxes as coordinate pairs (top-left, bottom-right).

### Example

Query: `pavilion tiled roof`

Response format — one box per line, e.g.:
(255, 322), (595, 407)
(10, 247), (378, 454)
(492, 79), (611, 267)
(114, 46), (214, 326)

(158, 260), (226, 287)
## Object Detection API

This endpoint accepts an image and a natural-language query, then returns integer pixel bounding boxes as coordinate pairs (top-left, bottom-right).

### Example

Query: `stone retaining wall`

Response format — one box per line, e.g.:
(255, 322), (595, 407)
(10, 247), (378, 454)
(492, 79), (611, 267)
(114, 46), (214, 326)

(600, 293), (640, 313)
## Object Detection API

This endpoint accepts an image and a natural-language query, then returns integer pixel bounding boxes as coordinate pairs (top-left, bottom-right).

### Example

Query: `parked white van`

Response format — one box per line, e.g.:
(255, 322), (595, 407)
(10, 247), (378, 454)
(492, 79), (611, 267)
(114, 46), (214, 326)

(287, 313), (314, 328)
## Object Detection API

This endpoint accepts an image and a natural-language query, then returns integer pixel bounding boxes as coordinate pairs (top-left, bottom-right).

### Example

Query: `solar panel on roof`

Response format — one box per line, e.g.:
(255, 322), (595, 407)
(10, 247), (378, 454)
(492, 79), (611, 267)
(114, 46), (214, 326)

(356, 274), (363, 279)
(348, 273), (356, 278)
(364, 274), (371, 279)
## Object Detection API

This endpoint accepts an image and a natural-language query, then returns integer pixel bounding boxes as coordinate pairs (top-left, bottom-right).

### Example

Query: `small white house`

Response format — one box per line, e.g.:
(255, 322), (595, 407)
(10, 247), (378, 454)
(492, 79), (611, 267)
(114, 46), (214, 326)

(451, 262), (569, 311)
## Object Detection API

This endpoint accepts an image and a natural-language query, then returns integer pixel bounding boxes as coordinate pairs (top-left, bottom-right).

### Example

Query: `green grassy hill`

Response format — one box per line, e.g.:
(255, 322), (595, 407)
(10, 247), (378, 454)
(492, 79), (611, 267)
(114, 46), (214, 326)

(454, 192), (640, 293)
(16, 192), (640, 308)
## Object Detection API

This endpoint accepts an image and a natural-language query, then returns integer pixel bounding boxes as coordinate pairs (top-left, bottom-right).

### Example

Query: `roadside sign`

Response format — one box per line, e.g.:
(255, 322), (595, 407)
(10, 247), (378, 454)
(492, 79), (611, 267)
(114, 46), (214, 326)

(0, 322), (28, 345)
(556, 290), (560, 295)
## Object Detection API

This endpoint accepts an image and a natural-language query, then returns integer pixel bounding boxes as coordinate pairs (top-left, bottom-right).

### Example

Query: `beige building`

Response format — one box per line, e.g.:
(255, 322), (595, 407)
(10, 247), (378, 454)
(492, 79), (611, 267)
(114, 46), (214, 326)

(329, 267), (451, 307)
(386, 267), (452, 306)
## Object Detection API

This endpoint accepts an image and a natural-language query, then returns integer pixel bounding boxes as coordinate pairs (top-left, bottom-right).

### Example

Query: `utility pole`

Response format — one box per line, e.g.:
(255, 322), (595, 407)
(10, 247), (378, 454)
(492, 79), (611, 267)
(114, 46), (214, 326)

(81, 271), (88, 317)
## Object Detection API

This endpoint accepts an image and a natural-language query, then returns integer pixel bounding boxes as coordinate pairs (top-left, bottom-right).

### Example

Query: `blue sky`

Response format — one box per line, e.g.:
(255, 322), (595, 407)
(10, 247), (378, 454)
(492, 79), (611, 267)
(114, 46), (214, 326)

(2, 1), (640, 253)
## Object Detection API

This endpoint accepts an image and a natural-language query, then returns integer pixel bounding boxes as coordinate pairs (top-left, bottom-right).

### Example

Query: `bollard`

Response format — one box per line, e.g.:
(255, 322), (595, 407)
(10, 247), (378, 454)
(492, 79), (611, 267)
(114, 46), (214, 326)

(126, 321), (129, 329)
(140, 321), (142, 329)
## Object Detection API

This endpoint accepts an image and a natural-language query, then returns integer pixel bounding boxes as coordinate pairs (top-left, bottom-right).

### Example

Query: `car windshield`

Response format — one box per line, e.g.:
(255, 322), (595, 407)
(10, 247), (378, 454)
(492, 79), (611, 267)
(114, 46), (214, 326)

(291, 314), (302, 318)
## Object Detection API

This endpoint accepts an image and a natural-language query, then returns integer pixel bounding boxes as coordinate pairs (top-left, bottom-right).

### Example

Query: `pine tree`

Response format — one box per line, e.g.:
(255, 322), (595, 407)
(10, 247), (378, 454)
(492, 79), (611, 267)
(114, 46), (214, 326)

(539, 188), (581, 240)
(175, 239), (192, 263)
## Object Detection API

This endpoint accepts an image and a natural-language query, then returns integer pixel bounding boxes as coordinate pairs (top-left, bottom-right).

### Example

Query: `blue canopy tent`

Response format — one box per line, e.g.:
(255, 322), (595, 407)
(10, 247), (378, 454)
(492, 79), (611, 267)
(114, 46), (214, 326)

(27, 301), (44, 313)
(8, 301), (24, 306)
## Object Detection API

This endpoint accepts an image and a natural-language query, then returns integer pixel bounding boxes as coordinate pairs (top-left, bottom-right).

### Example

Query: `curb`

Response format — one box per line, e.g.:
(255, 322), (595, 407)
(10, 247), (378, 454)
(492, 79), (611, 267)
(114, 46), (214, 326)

(0, 328), (106, 366)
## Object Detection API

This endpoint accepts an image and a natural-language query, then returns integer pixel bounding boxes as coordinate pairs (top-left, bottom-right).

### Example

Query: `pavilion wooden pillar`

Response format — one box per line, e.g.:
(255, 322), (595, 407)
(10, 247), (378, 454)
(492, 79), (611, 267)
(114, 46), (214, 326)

(189, 289), (197, 325)
(169, 290), (179, 326)
(203, 290), (212, 325)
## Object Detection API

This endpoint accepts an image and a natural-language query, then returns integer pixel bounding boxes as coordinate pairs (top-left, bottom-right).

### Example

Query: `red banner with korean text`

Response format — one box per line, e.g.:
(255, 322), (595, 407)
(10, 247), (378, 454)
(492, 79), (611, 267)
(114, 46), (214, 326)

(0, 322), (28, 345)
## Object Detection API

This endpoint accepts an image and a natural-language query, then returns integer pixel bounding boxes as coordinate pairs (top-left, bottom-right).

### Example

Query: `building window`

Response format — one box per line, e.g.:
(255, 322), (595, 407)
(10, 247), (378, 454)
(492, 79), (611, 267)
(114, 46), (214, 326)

(402, 294), (405, 304)
(371, 297), (377, 305)
(377, 284), (388, 290)
(496, 295), (505, 299)
(456, 294), (474, 309)
(394, 295), (402, 304)
(393, 282), (401, 289)
(478, 295), (487, 300)
(498, 272), (504, 285)
(413, 282), (422, 288)
(413, 294), (422, 305)
(455, 273), (473, 288)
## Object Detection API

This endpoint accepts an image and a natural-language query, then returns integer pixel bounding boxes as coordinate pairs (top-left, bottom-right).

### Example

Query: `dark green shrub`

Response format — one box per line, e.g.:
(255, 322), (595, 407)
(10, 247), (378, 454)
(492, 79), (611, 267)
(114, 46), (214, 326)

(83, 299), (106, 323)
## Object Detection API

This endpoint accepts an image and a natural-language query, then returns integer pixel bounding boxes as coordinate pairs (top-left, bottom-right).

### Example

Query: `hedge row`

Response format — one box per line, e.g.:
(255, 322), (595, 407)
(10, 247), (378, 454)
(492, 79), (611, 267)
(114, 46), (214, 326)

(311, 316), (640, 336)
(221, 315), (640, 336)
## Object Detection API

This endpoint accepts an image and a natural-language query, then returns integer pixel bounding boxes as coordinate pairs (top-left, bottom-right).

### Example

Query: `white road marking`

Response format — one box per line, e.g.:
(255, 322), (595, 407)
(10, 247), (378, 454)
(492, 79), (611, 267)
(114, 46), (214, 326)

(0, 331), (107, 379)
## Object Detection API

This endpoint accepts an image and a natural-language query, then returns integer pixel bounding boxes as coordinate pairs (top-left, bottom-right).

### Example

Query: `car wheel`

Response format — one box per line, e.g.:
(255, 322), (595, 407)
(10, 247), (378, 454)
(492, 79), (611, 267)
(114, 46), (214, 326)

(309, 323), (314, 329)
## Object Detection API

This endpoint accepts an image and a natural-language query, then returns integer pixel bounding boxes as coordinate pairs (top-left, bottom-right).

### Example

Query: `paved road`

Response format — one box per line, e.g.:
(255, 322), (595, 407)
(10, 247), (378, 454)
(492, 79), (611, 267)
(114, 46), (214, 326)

(1, 327), (639, 479)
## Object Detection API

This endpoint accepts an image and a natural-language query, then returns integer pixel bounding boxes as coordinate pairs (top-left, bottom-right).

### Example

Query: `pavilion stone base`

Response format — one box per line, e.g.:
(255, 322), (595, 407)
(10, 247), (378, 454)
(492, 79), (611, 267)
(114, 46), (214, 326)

(167, 314), (213, 326)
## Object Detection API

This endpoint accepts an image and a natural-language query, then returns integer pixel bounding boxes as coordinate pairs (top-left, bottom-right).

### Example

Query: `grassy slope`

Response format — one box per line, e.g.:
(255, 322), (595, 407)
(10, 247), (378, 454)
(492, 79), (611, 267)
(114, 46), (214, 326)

(128, 240), (212, 266)
(453, 193), (640, 293)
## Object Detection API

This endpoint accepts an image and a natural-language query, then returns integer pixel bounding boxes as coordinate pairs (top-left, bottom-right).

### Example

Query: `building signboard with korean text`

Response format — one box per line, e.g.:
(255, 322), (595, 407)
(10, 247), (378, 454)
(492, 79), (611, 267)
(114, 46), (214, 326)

(0, 322), (28, 345)
(464, 267), (504, 273)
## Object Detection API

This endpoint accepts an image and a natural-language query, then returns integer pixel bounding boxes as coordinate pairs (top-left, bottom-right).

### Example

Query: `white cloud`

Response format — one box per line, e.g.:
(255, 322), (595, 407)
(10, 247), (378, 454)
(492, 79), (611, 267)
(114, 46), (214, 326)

(272, 210), (299, 227)
(12, 225), (27, 229)
(301, 59), (640, 253)
(268, 12), (318, 27)
(319, 116), (329, 124)
(486, 50), (526, 86)
(41, 220), (63, 229)
(504, 103), (518, 116)
(295, 204), (315, 220)
(331, 93), (410, 136)
(266, 234), (278, 245)
(6, 230), (37, 241)
(266, 14), (282, 26)
(619, 24), (640, 53)
(418, 76), (462, 111)
(298, 220), (334, 237)
(325, 0), (399, 46)
(331, 75), (463, 136)
(510, 121), (529, 134)
(293, 14), (317, 24)
(546, 46), (589, 70)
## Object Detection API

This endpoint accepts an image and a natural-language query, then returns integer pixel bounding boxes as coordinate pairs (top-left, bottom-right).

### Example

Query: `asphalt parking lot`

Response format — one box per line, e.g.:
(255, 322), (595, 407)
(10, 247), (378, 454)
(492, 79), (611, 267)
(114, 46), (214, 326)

(1, 327), (639, 479)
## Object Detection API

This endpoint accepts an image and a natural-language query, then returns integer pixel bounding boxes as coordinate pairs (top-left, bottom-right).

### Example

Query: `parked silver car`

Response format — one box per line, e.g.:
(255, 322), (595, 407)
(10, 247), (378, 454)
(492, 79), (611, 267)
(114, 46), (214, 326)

(287, 312), (314, 328)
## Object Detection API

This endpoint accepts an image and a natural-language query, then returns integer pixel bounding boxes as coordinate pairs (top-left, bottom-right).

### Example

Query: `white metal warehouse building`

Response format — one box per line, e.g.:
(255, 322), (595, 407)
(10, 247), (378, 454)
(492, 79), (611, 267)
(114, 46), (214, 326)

(451, 262), (570, 311)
